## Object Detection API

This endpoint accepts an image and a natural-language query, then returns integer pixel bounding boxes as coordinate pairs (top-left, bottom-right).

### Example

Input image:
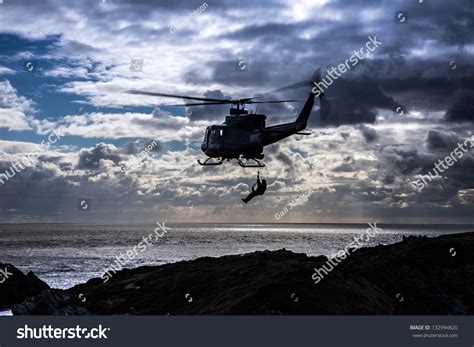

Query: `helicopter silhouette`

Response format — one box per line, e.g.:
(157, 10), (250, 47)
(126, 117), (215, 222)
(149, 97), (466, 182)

(128, 69), (330, 168)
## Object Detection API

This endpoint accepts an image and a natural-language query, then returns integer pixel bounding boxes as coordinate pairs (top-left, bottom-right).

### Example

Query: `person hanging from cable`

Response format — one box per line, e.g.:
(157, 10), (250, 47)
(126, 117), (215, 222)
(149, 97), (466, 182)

(242, 171), (267, 204)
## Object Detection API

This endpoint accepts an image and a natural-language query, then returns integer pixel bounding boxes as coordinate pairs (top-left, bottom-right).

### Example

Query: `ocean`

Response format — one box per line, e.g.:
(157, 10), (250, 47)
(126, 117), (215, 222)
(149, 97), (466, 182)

(0, 223), (472, 289)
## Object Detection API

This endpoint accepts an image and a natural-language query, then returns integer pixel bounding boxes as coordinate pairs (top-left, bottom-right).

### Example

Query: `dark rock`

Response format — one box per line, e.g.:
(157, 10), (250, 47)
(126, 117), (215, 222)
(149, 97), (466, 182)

(0, 263), (49, 309)
(12, 289), (91, 315)
(343, 232), (474, 314)
(11, 232), (474, 315)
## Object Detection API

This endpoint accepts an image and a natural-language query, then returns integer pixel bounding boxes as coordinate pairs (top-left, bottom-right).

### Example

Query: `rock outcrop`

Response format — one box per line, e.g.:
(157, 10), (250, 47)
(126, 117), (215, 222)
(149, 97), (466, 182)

(0, 263), (49, 309)
(10, 232), (474, 315)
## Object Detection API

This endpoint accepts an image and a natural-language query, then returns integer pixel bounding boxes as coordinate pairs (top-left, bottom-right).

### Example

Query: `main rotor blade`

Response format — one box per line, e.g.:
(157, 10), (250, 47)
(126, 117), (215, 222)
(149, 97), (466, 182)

(170, 99), (307, 107)
(169, 102), (230, 107)
(249, 99), (306, 104)
(126, 90), (233, 103)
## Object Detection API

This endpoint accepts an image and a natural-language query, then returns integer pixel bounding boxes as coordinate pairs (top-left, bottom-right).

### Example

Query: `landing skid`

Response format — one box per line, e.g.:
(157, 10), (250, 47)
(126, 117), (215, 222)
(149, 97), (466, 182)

(197, 157), (223, 166)
(237, 158), (265, 168)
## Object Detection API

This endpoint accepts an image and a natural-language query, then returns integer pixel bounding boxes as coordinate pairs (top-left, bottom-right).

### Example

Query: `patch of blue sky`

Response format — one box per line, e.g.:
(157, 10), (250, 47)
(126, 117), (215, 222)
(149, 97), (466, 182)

(0, 33), (190, 150)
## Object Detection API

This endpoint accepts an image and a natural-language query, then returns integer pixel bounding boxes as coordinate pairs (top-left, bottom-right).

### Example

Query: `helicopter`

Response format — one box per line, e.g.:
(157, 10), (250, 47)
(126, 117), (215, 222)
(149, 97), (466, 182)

(127, 69), (327, 168)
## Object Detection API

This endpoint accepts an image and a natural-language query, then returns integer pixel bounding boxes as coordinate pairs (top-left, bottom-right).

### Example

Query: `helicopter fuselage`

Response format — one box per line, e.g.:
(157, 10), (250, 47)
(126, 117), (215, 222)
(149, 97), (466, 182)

(200, 90), (316, 166)
(201, 113), (266, 160)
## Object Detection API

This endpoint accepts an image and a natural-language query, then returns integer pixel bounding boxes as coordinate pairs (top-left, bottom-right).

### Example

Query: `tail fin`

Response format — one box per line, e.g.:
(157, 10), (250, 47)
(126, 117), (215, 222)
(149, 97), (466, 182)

(295, 68), (323, 127)
(295, 91), (316, 127)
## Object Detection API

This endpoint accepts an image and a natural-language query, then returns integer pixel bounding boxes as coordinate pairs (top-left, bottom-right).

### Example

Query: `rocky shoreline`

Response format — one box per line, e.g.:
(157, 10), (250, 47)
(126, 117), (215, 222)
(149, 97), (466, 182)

(2, 231), (473, 315)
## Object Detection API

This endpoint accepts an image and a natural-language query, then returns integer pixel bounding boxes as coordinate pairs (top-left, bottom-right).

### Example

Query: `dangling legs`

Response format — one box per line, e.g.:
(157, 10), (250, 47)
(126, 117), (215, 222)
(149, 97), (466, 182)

(242, 191), (259, 203)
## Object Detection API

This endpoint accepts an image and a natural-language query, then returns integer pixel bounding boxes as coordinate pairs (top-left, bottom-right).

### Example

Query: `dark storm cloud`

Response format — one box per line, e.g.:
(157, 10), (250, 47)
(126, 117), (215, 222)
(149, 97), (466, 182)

(186, 60), (272, 88)
(368, 59), (474, 112)
(0, 151), (153, 222)
(425, 130), (461, 151)
(379, 133), (474, 192)
(313, 77), (402, 126)
(358, 124), (378, 142)
(222, 22), (302, 41)
(381, 146), (433, 176)
(382, 174), (395, 185)
(184, 0), (474, 126)
(37, 155), (62, 163)
(76, 143), (122, 170)
(151, 0), (474, 129)
(186, 90), (233, 121)
(0, 171), (76, 218)
(444, 90), (474, 122)
(275, 152), (294, 174)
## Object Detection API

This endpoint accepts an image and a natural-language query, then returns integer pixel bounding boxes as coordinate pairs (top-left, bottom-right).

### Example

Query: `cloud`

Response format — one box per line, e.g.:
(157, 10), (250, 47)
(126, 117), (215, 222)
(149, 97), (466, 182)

(123, 138), (165, 155)
(48, 110), (208, 142)
(76, 143), (123, 170)
(186, 90), (233, 121)
(0, 0), (473, 223)
(358, 124), (378, 142)
(0, 80), (35, 131)
(444, 90), (474, 122)
(0, 66), (16, 75)
(425, 130), (461, 151)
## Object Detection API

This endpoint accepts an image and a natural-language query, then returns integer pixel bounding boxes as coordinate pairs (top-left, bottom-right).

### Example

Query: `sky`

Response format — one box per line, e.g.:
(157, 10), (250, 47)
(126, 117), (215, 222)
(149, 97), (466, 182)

(0, 0), (473, 224)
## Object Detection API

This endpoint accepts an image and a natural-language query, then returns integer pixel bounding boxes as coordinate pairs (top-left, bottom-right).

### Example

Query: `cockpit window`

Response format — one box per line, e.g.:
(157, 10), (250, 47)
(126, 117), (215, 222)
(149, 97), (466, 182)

(210, 128), (223, 144)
